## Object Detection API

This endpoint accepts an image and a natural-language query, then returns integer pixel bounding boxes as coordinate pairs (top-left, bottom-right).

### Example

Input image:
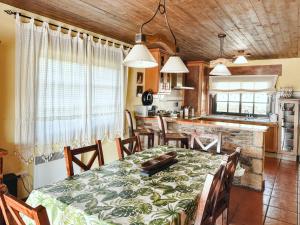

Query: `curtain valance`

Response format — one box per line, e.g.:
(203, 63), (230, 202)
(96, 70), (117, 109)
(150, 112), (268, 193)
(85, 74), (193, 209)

(209, 75), (278, 93)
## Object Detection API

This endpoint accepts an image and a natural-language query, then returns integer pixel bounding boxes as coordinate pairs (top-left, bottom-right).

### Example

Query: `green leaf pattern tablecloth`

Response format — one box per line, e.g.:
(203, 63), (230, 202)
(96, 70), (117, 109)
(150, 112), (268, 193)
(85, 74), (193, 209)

(25, 147), (223, 225)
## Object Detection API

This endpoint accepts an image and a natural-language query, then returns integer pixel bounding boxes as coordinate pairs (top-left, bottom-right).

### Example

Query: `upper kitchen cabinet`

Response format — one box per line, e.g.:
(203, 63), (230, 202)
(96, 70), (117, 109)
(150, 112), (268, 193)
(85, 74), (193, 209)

(145, 48), (170, 94)
(184, 61), (209, 115)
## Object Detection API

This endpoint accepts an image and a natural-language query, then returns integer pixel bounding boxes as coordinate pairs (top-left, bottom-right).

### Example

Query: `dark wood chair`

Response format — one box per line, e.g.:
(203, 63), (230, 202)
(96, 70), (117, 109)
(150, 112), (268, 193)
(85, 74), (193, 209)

(115, 136), (142, 160)
(64, 140), (104, 177)
(157, 115), (189, 148)
(215, 147), (241, 225)
(0, 193), (50, 225)
(125, 110), (154, 148)
(195, 162), (227, 225)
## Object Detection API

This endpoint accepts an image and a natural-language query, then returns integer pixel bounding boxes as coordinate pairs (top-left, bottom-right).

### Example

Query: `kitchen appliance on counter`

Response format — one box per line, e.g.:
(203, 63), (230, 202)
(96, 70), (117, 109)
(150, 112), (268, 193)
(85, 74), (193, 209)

(278, 99), (300, 161)
(142, 90), (153, 106)
(135, 105), (157, 117)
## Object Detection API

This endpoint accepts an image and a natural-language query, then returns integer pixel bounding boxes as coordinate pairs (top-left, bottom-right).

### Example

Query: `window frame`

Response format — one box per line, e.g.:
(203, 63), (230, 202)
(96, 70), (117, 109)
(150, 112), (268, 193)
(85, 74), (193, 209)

(212, 92), (270, 117)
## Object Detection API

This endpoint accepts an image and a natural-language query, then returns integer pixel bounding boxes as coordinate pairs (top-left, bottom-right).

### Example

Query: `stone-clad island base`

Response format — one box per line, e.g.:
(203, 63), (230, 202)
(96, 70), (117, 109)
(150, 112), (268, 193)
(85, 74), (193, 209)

(136, 117), (268, 191)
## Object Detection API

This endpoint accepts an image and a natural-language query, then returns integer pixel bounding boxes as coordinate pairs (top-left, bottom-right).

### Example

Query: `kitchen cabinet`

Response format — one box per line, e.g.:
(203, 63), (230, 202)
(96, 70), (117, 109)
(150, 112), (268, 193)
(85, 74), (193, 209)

(265, 125), (278, 153)
(145, 48), (170, 94)
(184, 61), (209, 115)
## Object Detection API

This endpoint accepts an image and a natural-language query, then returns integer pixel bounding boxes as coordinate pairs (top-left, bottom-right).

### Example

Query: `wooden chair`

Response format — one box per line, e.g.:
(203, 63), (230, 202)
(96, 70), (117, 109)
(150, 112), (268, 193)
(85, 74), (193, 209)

(215, 147), (241, 225)
(125, 110), (154, 148)
(0, 193), (50, 225)
(115, 136), (142, 160)
(157, 115), (189, 148)
(64, 140), (104, 177)
(191, 131), (222, 154)
(195, 162), (227, 225)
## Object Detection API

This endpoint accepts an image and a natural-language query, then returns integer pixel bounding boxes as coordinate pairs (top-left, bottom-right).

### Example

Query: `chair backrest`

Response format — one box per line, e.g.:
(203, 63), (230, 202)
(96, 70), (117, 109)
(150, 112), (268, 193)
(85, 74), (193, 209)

(157, 115), (167, 137)
(0, 193), (50, 225)
(115, 136), (142, 160)
(125, 110), (135, 137)
(64, 140), (104, 177)
(195, 162), (227, 225)
(223, 147), (241, 193)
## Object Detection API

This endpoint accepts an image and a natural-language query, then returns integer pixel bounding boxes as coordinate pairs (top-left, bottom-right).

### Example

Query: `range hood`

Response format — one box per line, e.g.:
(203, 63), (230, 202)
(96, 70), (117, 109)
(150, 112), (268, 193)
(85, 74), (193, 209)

(173, 74), (194, 90)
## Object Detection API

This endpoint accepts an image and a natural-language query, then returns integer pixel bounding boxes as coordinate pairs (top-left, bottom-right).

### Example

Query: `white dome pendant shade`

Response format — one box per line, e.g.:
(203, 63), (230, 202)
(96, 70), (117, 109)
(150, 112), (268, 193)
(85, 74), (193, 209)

(233, 55), (248, 64)
(209, 63), (232, 76)
(123, 44), (158, 68)
(160, 56), (189, 73)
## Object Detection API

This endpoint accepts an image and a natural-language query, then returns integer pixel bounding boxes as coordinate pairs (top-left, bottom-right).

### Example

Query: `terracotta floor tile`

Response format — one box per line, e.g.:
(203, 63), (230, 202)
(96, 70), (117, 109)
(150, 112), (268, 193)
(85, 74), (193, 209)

(266, 206), (297, 224)
(265, 181), (274, 189)
(271, 189), (297, 199)
(228, 157), (298, 225)
(269, 196), (297, 212)
(265, 217), (295, 225)
(274, 182), (297, 189)
(264, 187), (273, 196)
(263, 195), (271, 205)
(273, 183), (297, 194)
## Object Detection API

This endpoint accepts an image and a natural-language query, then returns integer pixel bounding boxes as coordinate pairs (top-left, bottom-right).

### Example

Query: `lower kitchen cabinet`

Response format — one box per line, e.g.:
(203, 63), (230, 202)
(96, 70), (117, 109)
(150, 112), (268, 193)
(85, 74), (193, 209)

(265, 125), (278, 153)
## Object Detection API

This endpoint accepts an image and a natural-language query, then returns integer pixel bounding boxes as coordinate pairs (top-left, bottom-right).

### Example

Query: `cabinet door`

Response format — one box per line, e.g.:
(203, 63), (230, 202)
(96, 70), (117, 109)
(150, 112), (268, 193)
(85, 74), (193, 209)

(184, 61), (208, 115)
(145, 51), (160, 93)
(265, 126), (278, 153)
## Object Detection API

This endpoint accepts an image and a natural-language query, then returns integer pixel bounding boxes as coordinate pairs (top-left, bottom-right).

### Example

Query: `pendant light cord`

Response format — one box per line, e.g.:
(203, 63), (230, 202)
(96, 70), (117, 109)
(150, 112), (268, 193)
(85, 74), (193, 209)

(218, 33), (226, 58)
(140, 0), (178, 53)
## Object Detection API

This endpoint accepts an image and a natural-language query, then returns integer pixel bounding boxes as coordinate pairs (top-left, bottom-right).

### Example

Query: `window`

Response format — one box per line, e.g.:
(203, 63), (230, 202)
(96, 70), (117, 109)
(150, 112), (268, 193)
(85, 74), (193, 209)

(213, 92), (270, 116)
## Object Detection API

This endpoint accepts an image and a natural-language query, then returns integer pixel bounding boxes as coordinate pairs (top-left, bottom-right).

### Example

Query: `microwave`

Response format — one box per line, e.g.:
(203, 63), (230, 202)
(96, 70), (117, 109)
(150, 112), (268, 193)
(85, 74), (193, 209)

(135, 105), (153, 117)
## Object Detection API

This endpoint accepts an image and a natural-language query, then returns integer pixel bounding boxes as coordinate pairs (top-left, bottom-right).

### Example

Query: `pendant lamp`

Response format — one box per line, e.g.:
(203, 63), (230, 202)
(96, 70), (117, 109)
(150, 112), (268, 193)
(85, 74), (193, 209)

(210, 34), (231, 76)
(123, 0), (188, 73)
(233, 50), (249, 64)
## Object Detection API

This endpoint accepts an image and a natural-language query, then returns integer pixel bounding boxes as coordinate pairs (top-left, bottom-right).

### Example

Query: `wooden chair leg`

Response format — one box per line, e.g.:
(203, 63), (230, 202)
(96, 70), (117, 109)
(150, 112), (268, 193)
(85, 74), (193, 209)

(222, 208), (229, 225)
(147, 135), (151, 149)
(151, 134), (154, 147)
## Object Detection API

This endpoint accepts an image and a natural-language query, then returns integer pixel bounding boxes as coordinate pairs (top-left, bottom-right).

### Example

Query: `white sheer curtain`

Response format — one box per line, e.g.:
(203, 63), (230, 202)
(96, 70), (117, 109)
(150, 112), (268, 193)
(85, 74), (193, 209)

(15, 15), (127, 163)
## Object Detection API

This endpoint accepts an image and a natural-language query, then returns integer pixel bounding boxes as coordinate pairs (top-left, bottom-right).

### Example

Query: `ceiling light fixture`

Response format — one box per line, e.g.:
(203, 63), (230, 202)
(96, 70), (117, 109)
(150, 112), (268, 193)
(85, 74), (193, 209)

(123, 0), (188, 73)
(233, 50), (249, 64)
(210, 34), (232, 76)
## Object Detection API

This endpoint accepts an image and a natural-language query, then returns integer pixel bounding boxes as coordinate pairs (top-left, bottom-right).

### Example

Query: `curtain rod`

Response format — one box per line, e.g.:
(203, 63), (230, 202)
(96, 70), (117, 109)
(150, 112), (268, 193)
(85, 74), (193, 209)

(4, 10), (132, 49)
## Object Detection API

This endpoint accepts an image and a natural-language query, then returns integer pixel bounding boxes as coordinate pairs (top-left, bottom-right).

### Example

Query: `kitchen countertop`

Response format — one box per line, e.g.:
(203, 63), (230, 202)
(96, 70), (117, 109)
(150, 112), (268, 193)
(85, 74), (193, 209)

(200, 115), (278, 127)
(167, 118), (269, 132)
(135, 115), (269, 132)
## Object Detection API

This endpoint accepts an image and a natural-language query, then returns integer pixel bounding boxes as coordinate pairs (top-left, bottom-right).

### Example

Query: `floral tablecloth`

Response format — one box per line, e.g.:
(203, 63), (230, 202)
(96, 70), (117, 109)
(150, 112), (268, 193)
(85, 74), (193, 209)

(25, 146), (223, 225)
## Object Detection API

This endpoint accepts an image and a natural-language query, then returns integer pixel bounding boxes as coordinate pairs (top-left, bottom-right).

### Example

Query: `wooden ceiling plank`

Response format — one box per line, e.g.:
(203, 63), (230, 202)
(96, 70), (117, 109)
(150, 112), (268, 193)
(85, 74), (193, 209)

(0, 0), (299, 60)
(212, 0), (268, 56)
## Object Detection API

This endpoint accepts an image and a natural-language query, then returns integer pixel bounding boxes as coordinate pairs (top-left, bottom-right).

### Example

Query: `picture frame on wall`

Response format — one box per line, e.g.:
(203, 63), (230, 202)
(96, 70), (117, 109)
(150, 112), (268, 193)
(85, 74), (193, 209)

(136, 85), (143, 96)
(137, 72), (144, 84)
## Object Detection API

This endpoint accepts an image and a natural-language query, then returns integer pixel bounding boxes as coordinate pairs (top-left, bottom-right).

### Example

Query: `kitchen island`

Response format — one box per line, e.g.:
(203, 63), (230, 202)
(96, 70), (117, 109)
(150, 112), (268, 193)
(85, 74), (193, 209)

(136, 116), (269, 191)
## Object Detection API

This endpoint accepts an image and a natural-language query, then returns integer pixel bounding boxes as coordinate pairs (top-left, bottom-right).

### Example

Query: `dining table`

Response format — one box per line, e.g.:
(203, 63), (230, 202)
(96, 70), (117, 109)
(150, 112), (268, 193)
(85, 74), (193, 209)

(25, 146), (225, 225)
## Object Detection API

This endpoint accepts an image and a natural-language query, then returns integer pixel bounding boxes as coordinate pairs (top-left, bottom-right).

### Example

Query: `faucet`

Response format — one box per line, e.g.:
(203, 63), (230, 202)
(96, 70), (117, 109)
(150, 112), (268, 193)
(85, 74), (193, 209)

(245, 110), (253, 119)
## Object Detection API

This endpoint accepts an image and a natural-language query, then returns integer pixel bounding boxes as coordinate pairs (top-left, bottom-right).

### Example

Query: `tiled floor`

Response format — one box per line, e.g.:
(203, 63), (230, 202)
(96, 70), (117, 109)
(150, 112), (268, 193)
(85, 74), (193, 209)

(227, 157), (299, 225)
